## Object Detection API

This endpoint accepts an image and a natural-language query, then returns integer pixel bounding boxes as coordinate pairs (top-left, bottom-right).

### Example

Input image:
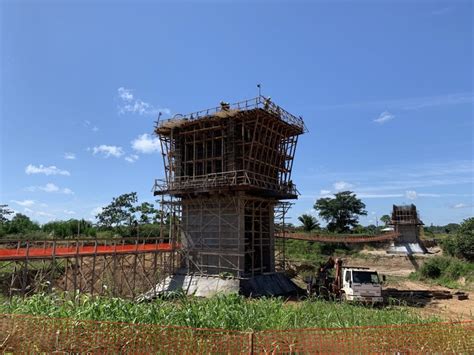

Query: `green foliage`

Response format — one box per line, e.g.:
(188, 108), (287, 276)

(411, 256), (474, 289)
(0, 292), (437, 330)
(352, 224), (380, 235)
(314, 191), (367, 233)
(442, 217), (474, 261)
(42, 219), (96, 238)
(420, 260), (443, 278)
(96, 192), (138, 230)
(7, 213), (40, 234)
(1, 194), (165, 239)
(380, 215), (391, 226)
(284, 239), (357, 265)
(0, 204), (14, 224)
(425, 223), (461, 235)
(96, 193), (162, 237)
(297, 214), (319, 232)
(135, 202), (160, 224)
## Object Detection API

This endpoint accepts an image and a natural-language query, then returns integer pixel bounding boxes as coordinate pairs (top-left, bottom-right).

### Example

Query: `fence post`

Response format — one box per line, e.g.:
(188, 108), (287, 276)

(248, 331), (254, 355)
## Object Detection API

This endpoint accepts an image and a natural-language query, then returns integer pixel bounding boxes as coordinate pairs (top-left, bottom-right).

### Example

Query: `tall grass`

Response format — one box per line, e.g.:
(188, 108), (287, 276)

(0, 292), (438, 331)
(410, 256), (474, 290)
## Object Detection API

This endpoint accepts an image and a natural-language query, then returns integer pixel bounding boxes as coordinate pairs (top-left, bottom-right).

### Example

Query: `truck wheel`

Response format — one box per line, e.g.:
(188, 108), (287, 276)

(340, 292), (348, 302)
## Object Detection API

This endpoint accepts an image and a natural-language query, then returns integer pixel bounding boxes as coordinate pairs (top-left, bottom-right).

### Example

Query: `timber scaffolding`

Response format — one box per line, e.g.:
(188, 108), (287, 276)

(391, 204), (423, 226)
(390, 204), (425, 245)
(275, 231), (401, 244)
(153, 96), (306, 280)
(0, 238), (179, 299)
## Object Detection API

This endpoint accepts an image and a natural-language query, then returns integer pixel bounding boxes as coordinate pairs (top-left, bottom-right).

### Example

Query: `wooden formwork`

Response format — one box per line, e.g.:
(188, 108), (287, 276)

(154, 96), (306, 278)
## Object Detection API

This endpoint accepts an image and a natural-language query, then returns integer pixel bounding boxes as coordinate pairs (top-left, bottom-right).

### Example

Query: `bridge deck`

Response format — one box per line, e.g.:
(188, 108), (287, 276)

(0, 231), (399, 262)
(276, 232), (400, 243)
(0, 240), (178, 261)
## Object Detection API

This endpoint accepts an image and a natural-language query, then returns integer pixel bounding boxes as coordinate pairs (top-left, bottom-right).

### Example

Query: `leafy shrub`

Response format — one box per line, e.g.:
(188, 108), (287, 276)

(420, 261), (442, 279)
(442, 218), (474, 261)
(414, 256), (474, 288)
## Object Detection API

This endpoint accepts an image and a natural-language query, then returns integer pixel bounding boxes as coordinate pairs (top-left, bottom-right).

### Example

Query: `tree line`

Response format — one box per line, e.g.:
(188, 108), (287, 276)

(1, 190), (471, 261)
(0, 192), (168, 239)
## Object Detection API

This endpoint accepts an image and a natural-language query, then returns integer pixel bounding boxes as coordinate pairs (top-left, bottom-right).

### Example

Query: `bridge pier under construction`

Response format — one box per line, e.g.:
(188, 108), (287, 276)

(150, 96), (307, 297)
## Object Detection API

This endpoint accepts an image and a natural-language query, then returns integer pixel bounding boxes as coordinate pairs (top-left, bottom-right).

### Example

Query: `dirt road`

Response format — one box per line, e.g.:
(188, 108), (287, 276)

(385, 278), (473, 320)
(346, 252), (473, 320)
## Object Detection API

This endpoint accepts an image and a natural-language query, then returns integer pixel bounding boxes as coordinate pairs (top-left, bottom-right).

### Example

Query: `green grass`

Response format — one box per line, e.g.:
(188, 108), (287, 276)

(283, 239), (362, 265)
(0, 292), (439, 331)
(409, 256), (474, 290)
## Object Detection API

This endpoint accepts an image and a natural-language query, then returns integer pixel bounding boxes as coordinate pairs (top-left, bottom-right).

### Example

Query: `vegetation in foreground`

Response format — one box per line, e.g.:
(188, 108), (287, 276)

(410, 218), (473, 289)
(410, 255), (474, 290)
(0, 292), (439, 331)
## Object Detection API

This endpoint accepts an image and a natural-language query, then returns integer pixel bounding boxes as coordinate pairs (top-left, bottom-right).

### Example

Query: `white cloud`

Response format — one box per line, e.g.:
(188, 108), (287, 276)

(405, 190), (418, 200)
(333, 181), (353, 191)
(316, 92), (474, 111)
(83, 120), (99, 133)
(452, 203), (472, 209)
(315, 161), (473, 194)
(40, 183), (59, 192)
(131, 133), (161, 154)
(91, 206), (103, 217)
(117, 87), (171, 116)
(92, 145), (124, 158)
(63, 210), (76, 215)
(118, 87), (134, 101)
(418, 193), (441, 197)
(320, 189), (331, 196)
(11, 199), (35, 207)
(26, 183), (74, 195)
(36, 211), (55, 218)
(125, 154), (139, 163)
(25, 164), (70, 176)
(21, 207), (55, 219)
(357, 193), (404, 199)
(64, 152), (76, 160)
(374, 111), (395, 124)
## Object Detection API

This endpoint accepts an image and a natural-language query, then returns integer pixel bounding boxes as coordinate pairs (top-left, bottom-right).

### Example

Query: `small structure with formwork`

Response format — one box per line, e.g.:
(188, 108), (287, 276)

(389, 204), (426, 254)
(148, 96), (306, 297)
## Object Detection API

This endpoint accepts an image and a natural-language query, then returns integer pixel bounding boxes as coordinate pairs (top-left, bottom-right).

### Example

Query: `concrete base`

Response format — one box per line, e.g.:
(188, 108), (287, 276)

(138, 272), (300, 300)
(388, 242), (427, 255)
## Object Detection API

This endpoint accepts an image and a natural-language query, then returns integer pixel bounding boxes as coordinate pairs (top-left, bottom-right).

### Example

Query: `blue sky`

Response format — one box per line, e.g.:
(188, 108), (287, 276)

(1, 0), (472, 226)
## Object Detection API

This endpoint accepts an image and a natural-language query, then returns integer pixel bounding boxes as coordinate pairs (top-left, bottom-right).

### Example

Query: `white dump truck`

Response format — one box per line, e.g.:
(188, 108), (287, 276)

(306, 257), (384, 304)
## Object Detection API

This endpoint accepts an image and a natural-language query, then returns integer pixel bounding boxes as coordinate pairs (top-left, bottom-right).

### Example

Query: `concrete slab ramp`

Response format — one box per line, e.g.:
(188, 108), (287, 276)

(138, 272), (301, 300)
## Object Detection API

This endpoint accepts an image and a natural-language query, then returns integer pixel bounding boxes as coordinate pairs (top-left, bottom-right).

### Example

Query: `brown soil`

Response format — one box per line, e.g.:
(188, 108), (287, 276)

(384, 278), (473, 320)
(345, 252), (473, 320)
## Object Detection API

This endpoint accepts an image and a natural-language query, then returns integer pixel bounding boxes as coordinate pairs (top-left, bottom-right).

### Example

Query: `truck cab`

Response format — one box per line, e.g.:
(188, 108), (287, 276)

(341, 267), (383, 303)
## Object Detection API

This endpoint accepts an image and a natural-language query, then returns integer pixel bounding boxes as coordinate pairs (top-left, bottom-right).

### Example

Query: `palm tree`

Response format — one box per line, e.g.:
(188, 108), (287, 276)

(298, 214), (320, 232)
